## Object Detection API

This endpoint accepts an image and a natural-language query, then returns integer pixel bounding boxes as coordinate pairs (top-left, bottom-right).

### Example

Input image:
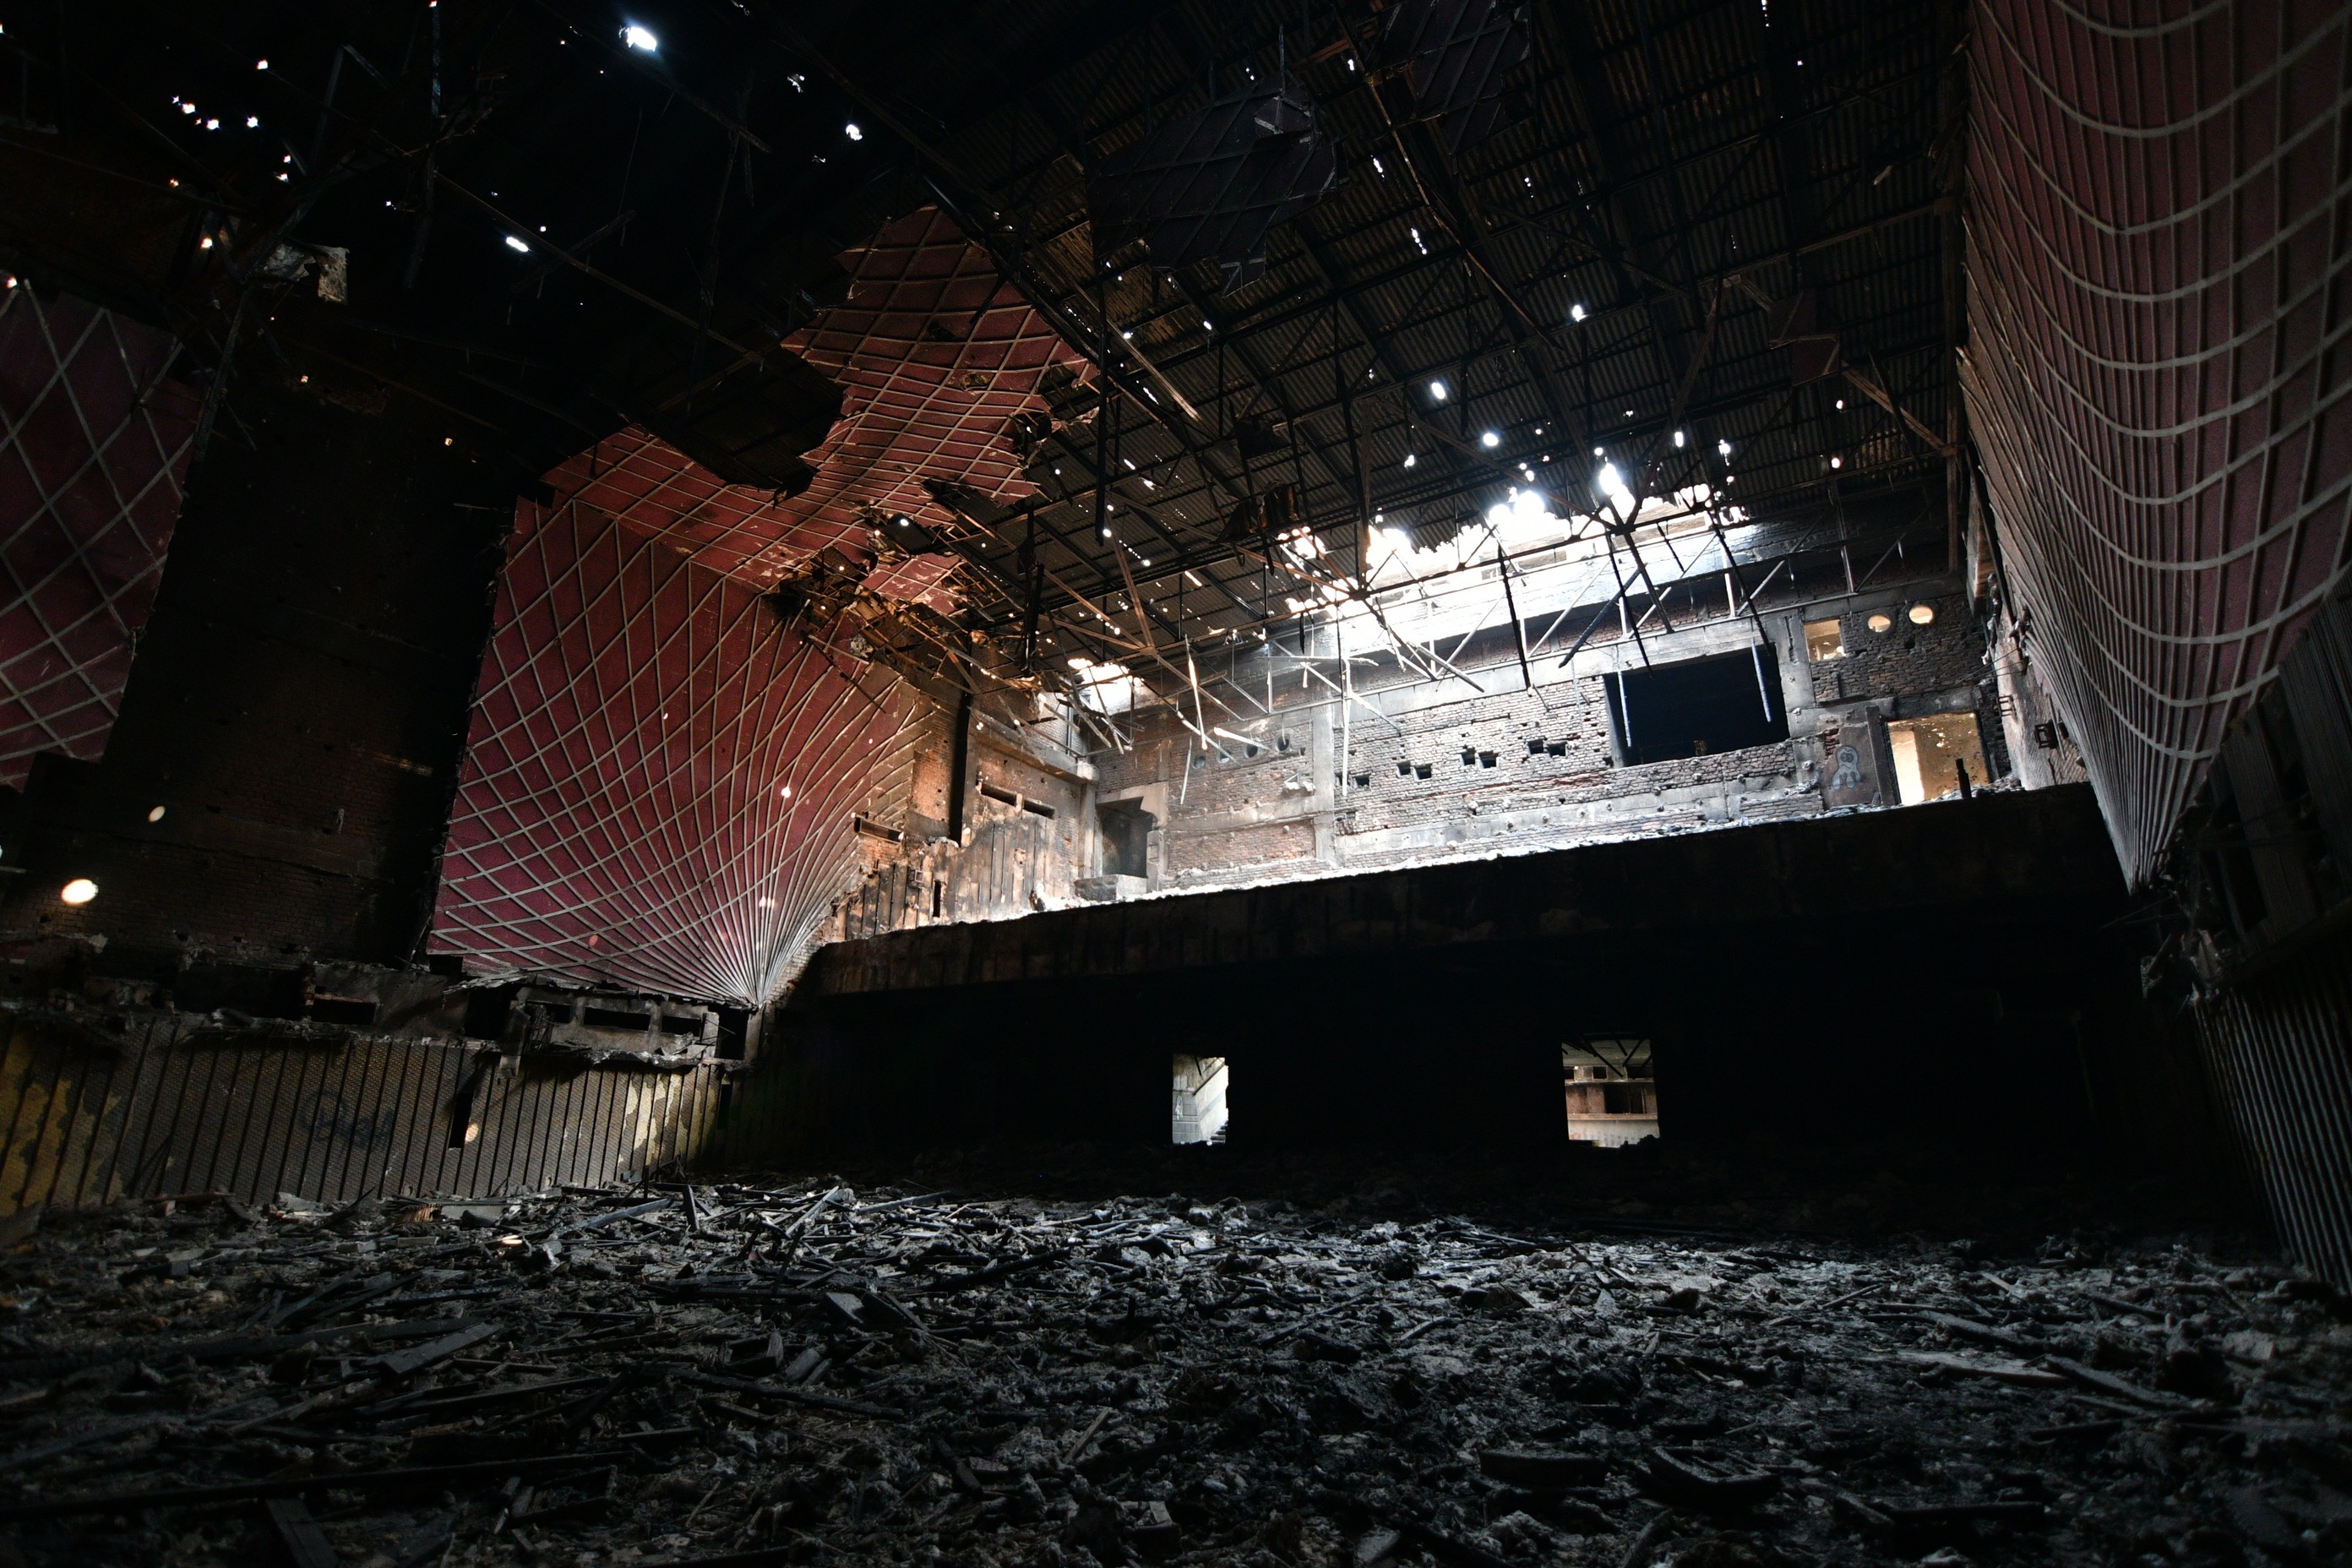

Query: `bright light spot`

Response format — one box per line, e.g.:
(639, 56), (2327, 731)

(180, 102), (195, 114)
(1201, 319), (1212, 331)
(60, 878), (97, 906)
(1674, 429), (1686, 448)
(255, 58), (268, 69)
(780, 785), (793, 798)
(1592, 446), (1603, 457)
(1428, 380), (1447, 401)
(147, 806), (166, 823)
(1410, 226), (1429, 253)
(1830, 455), (1843, 469)
(198, 237), (214, 250)
(1598, 462), (1637, 513)
(204, 117), (220, 130)
(504, 235), (531, 253)
(1835, 398), (1846, 410)
(1480, 431), (1500, 448)
(1402, 453), (1418, 469)
(1570, 303), (1587, 322)
(1718, 438), (1734, 458)
(622, 23), (658, 50)
(1372, 155), (1386, 176)
(244, 115), (259, 128)
(844, 122), (863, 140)
(1067, 656), (1092, 670)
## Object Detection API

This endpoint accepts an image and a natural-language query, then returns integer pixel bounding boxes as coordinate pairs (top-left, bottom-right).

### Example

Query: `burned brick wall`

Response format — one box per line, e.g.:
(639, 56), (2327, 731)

(0, 377), (507, 966)
(1079, 573), (1992, 896)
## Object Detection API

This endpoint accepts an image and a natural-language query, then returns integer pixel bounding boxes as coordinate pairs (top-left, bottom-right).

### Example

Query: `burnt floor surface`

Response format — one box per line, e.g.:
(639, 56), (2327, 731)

(0, 1145), (2345, 1568)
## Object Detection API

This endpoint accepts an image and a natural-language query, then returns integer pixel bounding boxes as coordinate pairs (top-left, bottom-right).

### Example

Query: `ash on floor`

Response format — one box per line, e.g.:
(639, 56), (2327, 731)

(0, 1171), (2345, 1568)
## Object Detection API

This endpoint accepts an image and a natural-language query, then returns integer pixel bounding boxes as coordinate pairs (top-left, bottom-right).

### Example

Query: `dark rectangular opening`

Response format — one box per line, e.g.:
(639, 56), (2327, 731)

(1098, 800), (1153, 878)
(1021, 799), (1056, 818)
(582, 1005), (651, 1031)
(1603, 645), (1787, 765)
(657, 1013), (704, 1036)
(308, 996), (378, 1026)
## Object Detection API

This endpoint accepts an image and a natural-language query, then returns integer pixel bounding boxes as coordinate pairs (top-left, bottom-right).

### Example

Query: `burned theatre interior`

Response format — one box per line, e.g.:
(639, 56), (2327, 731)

(4, 0), (2352, 1563)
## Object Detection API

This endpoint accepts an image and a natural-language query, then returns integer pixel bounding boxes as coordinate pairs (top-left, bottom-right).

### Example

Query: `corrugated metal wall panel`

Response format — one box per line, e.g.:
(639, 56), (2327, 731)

(2192, 938), (2352, 1288)
(0, 1011), (731, 1212)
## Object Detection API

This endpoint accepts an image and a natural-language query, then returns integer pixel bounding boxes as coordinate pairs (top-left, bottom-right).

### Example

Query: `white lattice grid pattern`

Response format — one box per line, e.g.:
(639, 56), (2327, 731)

(0, 288), (198, 787)
(541, 206), (1087, 600)
(1964, 0), (2352, 882)
(780, 205), (1088, 554)
(430, 498), (923, 1004)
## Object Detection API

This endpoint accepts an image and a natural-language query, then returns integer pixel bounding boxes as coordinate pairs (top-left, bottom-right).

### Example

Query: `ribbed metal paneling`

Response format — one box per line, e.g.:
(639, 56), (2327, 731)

(2192, 934), (2352, 1290)
(0, 1010), (731, 1213)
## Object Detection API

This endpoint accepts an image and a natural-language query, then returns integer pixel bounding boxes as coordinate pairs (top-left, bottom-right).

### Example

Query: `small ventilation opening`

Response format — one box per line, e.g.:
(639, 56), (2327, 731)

(583, 1005), (651, 1031)
(1564, 1038), (1658, 1146)
(1173, 1054), (1229, 1145)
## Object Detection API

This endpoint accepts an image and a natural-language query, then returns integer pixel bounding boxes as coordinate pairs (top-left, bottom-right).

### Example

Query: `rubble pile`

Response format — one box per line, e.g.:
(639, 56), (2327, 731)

(0, 1174), (2346, 1567)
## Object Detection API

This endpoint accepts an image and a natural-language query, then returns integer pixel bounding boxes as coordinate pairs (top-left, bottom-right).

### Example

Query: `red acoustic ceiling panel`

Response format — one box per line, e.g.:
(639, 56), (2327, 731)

(543, 205), (1086, 595)
(428, 498), (921, 1004)
(0, 288), (199, 787)
(1964, 0), (2352, 881)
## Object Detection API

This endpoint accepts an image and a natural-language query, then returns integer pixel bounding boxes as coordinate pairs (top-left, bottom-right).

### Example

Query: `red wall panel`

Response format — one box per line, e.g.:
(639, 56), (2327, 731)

(1964, 0), (2352, 881)
(0, 288), (199, 788)
(428, 498), (921, 1004)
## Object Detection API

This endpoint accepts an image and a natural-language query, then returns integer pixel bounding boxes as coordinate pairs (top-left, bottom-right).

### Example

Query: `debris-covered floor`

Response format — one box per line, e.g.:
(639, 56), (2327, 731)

(2, 1152), (2347, 1568)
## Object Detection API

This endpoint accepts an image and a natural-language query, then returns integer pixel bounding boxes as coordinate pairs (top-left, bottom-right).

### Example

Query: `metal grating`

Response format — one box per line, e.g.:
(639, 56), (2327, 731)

(1963, 0), (2352, 883)
(428, 498), (923, 1005)
(0, 288), (199, 788)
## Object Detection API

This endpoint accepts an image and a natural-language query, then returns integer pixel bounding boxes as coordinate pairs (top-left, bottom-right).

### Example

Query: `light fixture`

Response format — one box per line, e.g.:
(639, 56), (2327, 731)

(1830, 455), (1843, 469)
(147, 806), (166, 823)
(198, 237), (214, 250)
(255, 58), (268, 69)
(1908, 603), (1936, 626)
(622, 23), (658, 50)
(60, 878), (97, 906)
(779, 785), (793, 799)
(1718, 438), (1734, 458)
(504, 235), (531, 253)
(244, 115), (259, 128)
(1402, 453), (1417, 468)
(1835, 398), (1846, 410)
(1480, 431), (1500, 448)
(1428, 379), (1447, 401)
(1570, 303), (1587, 322)
(844, 122), (863, 141)
(1674, 429), (1686, 448)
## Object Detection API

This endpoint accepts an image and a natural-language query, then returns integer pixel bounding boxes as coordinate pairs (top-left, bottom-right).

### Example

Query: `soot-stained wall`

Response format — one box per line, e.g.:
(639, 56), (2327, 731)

(764, 785), (2178, 1165)
(0, 380), (507, 966)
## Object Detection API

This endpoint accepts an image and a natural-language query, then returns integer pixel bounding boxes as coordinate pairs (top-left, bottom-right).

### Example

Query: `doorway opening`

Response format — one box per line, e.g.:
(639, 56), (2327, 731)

(1172, 1054), (1229, 1145)
(1887, 712), (1987, 803)
(1099, 799), (1154, 879)
(1563, 1038), (1658, 1145)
